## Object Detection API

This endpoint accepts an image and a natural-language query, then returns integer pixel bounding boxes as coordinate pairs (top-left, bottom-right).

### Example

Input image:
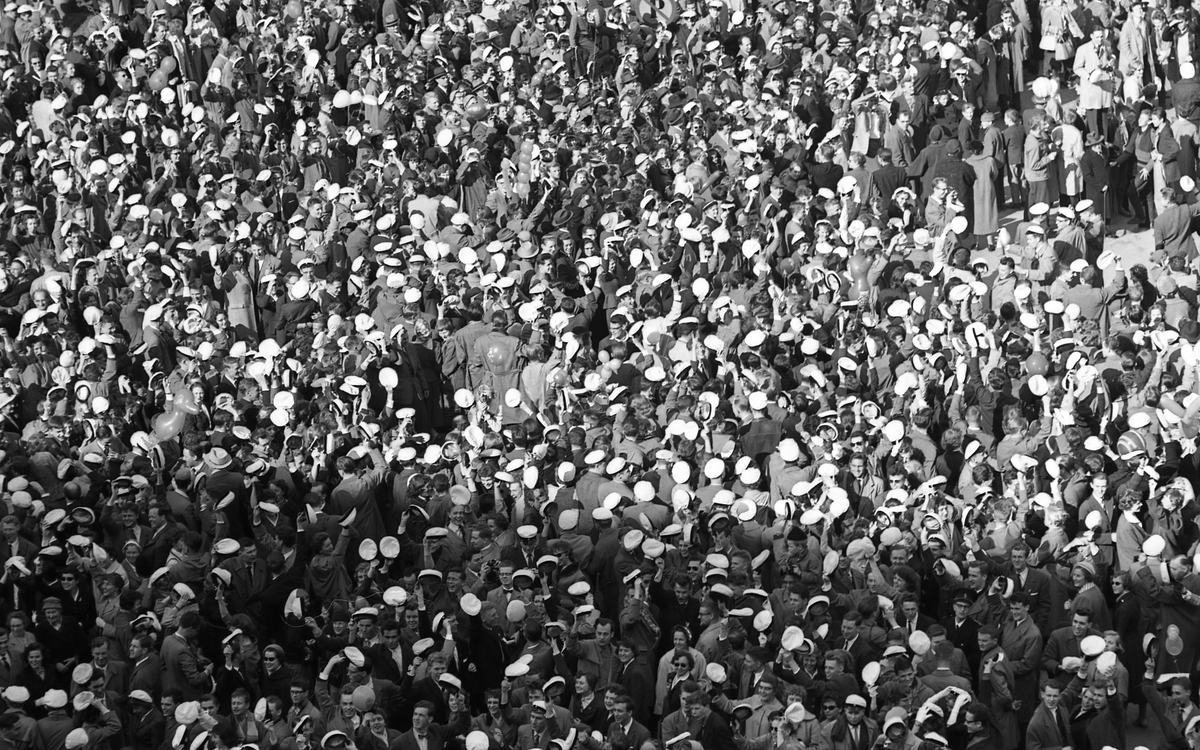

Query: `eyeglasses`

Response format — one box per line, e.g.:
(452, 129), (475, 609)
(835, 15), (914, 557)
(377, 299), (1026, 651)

(673, 662), (689, 668)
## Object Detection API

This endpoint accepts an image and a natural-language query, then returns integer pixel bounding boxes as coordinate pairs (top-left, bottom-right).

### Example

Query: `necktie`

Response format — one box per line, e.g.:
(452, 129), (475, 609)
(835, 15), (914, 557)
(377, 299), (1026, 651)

(851, 726), (860, 747)
(417, 734), (427, 741)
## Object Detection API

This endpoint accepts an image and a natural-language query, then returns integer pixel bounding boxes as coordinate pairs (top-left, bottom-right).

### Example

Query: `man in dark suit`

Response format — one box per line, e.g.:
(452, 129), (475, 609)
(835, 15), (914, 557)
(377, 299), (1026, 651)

(125, 690), (165, 750)
(140, 504), (184, 572)
(833, 612), (880, 674)
(1026, 681), (1074, 750)
(1041, 609), (1103, 689)
(1001, 542), (1053, 635)
(371, 619), (413, 684)
(250, 551), (303, 646)
(1155, 185), (1200, 261)
(201, 448), (252, 540)
(400, 658), (454, 725)
(515, 701), (558, 749)
(89, 639), (130, 697)
(941, 589), (982, 681)
(604, 694), (652, 750)
(159, 611), (211, 701)
(1080, 133), (1111, 220)
(501, 526), (549, 570)
(397, 698), (470, 750)
(0, 515), (37, 571)
(615, 640), (654, 726)
(128, 635), (163, 701)
(690, 696), (738, 750)
(897, 595), (937, 636)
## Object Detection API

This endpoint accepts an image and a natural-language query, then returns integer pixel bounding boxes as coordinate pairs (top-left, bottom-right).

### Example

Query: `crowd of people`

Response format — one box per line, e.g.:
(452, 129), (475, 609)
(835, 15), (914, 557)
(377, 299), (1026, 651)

(4, 0), (1200, 747)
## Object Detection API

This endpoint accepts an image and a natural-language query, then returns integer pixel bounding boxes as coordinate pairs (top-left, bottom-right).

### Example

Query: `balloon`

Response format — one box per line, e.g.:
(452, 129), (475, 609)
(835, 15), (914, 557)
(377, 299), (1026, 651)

(152, 410), (186, 441)
(1167, 624), (1184, 656)
(1025, 352), (1050, 376)
(465, 101), (487, 121)
(173, 389), (200, 415)
(420, 28), (439, 50)
(159, 56), (177, 74)
(484, 341), (512, 369)
(352, 685), (376, 712)
(148, 71), (169, 92)
(285, 0), (301, 17)
(546, 368), (568, 389)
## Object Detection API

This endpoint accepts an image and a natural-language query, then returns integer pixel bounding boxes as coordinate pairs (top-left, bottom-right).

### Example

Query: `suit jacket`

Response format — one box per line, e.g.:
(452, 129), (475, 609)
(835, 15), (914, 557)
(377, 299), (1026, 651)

(396, 711), (470, 750)
(1119, 21), (1150, 78)
(834, 635), (879, 674)
(94, 659), (130, 696)
(1041, 626), (1103, 684)
(402, 675), (450, 724)
(127, 708), (166, 750)
(1026, 701), (1072, 750)
(0, 651), (16, 688)
(884, 125), (917, 168)
(819, 716), (880, 750)
(1177, 76), (1200, 120)
(1000, 616), (1044, 723)
(695, 706), (738, 750)
(1156, 201), (1200, 258)
(616, 660), (654, 725)
(0, 536), (37, 571)
(160, 633), (210, 701)
(486, 586), (521, 635)
(1002, 565), (1053, 634)
(516, 723), (557, 750)
(898, 614), (937, 637)
(607, 719), (652, 750)
(129, 655), (163, 700)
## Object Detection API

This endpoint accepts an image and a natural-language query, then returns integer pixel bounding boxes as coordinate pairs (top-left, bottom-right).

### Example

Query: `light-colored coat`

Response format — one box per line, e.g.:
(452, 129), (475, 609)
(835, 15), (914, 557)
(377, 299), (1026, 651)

(1073, 41), (1116, 110)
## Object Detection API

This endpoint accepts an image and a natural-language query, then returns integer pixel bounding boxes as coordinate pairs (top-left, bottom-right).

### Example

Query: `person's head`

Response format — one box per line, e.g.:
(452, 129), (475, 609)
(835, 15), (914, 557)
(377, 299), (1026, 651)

(672, 650), (694, 676)
(977, 624), (1000, 653)
(290, 679), (310, 707)
(231, 689), (250, 716)
(824, 650), (848, 677)
(965, 702), (991, 735)
(755, 674), (779, 703)
(966, 561), (989, 590)
(1071, 609), (1092, 638)
(841, 611), (863, 639)
(575, 673), (596, 696)
(1009, 542), (1030, 570)
(1162, 673), (1194, 709)
(616, 640), (637, 664)
(1041, 681), (1062, 709)
(1007, 592), (1031, 622)
(338, 688), (356, 718)
(595, 619), (614, 647)
(413, 701), (435, 731)
(843, 696), (867, 725)
(177, 611), (201, 638)
(610, 695), (633, 725)
(129, 635), (153, 661)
